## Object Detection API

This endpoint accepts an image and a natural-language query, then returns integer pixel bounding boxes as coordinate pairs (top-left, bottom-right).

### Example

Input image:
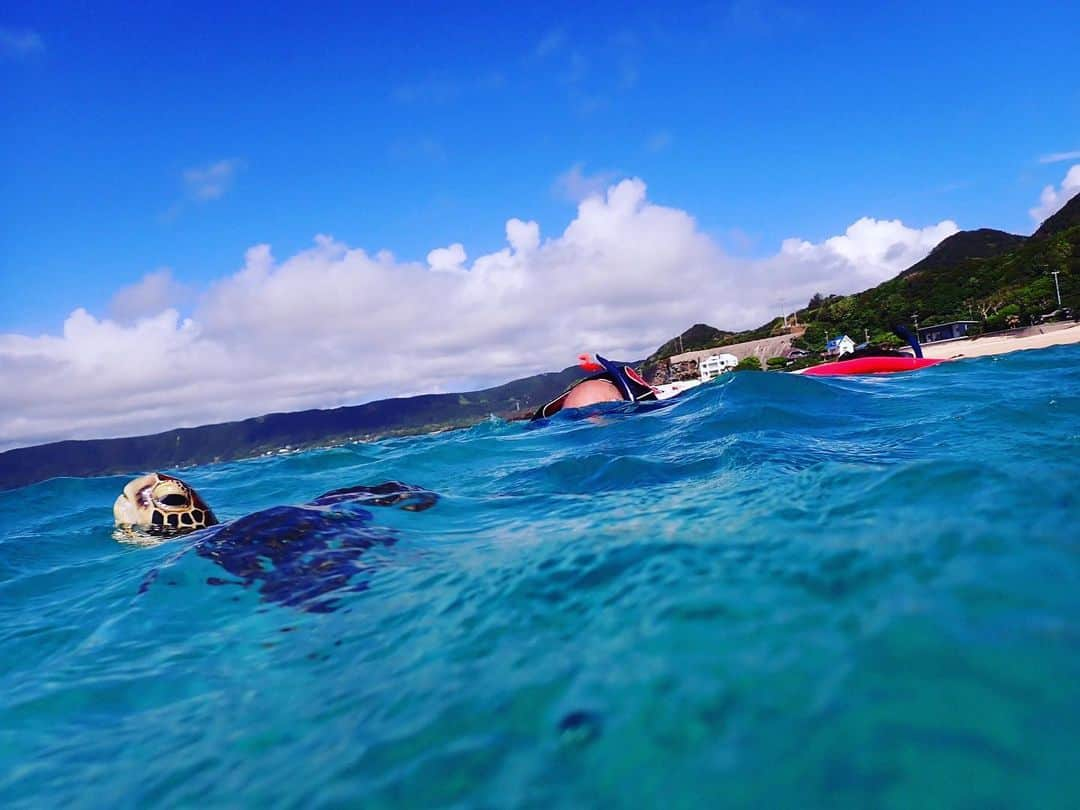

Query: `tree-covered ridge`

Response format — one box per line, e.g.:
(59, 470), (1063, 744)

(647, 192), (1080, 363)
(799, 222), (1077, 351)
(642, 323), (732, 367)
(1034, 191), (1080, 239)
(897, 228), (1027, 279)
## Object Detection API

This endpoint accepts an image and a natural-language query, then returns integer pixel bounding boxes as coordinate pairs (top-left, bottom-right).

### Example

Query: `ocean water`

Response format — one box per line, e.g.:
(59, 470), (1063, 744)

(2, 345), (1078, 809)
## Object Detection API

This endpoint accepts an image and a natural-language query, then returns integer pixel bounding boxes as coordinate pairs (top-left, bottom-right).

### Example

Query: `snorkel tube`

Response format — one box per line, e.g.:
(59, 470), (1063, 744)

(892, 324), (923, 358)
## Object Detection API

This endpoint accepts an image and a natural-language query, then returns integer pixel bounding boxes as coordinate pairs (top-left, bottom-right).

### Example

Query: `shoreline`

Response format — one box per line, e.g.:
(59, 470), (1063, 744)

(920, 322), (1080, 360)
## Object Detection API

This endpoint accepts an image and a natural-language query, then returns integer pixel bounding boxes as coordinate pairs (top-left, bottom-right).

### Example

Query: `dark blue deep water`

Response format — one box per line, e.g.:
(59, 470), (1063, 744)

(2, 346), (1079, 808)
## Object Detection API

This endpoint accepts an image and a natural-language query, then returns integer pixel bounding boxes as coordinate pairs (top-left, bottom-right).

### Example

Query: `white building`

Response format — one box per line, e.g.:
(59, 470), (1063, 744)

(699, 353), (738, 381)
(825, 335), (855, 358)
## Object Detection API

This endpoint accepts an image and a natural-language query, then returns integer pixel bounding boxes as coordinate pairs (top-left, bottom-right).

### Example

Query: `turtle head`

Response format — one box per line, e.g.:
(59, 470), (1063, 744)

(113, 472), (218, 534)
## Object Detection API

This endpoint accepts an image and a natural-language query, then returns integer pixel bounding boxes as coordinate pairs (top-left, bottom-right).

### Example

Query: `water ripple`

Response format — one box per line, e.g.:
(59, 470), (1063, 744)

(2, 346), (1079, 807)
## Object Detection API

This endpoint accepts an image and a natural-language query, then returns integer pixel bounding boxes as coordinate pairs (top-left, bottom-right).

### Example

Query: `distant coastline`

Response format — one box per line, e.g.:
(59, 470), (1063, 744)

(0, 365), (591, 491)
(4, 332), (1078, 492)
(919, 321), (1080, 359)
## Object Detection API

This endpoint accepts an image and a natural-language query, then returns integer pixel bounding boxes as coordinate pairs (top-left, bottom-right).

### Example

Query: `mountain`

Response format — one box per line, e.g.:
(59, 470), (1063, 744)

(0, 365), (589, 491)
(646, 323), (732, 362)
(645, 191), (1080, 368)
(899, 228), (1027, 278)
(1034, 192), (1080, 239)
(815, 193), (1080, 337)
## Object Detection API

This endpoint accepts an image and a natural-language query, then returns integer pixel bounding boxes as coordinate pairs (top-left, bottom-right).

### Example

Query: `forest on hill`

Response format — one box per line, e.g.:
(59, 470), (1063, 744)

(647, 193), (1080, 368)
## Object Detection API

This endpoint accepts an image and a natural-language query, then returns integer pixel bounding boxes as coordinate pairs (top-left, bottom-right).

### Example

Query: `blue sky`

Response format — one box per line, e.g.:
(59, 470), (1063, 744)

(1, 2), (1079, 447)
(4, 1), (1078, 334)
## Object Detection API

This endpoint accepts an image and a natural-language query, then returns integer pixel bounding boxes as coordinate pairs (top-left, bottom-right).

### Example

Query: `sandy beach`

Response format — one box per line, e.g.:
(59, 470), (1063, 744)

(920, 322), (1080, 360)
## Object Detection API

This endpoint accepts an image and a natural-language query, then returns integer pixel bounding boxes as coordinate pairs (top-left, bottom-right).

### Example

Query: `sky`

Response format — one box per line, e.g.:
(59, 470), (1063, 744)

(1, 1), (1079, 450)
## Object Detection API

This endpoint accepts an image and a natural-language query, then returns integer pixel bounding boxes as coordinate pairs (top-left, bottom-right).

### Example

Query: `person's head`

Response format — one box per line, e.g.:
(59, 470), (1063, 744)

(559, 378), (624, 410)
(530, 354), (658, 420)
(113, 472), (218, 533)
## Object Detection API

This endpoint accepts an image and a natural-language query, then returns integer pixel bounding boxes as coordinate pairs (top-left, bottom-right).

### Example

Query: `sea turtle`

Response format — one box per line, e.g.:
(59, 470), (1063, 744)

(113, 472), (219, 533)
(115, 473), (438, 612)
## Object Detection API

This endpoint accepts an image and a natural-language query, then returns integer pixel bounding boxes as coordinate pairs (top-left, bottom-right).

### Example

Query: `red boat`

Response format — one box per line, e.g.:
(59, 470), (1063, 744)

(800, 356), (945, 376)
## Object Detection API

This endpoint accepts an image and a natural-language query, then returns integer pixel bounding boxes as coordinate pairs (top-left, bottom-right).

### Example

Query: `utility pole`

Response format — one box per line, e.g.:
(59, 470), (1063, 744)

(912, 312), (920, 334)
(1051, 270), (1063, 307)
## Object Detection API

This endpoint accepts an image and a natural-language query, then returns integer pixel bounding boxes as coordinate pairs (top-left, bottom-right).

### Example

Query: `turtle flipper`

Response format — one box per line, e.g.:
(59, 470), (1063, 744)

(309, 482), (439, 512)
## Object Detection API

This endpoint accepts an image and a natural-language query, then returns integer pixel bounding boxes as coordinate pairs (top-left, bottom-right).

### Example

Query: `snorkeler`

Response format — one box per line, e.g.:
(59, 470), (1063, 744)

(530, 354), (659, 419)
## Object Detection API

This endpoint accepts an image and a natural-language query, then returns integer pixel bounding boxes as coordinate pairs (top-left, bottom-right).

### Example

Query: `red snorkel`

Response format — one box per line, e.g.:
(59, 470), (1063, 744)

(578, 354), (603, 373)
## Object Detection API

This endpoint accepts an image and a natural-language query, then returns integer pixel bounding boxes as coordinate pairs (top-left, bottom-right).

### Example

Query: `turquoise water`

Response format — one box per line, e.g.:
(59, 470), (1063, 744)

(2, 346), (1079, 808)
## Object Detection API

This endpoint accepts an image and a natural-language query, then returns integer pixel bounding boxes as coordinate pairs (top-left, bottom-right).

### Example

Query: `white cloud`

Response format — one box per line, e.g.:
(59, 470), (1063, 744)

(426, 243), (467, 272)
(506, 218), (540, 253)
(109, 268), (190, 323)
(1030, 164), (1080, 223)
(777, 217), (958, 291)
(553, 163), (621, 202)
(1039, 151), (1080, 165)
(183, 159), (243, 201)
(1, 179), (958, 450)
(0, 27), (43, 59)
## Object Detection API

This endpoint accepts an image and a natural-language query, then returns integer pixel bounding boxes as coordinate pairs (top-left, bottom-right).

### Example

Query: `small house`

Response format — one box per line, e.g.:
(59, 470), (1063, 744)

(824, 335), (855, 358)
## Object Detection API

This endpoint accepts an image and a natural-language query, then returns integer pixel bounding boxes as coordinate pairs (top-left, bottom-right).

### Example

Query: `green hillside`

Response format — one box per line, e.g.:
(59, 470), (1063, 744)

(897, 228), (1027, 279)
(647, 192), (1080, 367)
(642, 323), (732, 366)
(799, 205), (1078, 350)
